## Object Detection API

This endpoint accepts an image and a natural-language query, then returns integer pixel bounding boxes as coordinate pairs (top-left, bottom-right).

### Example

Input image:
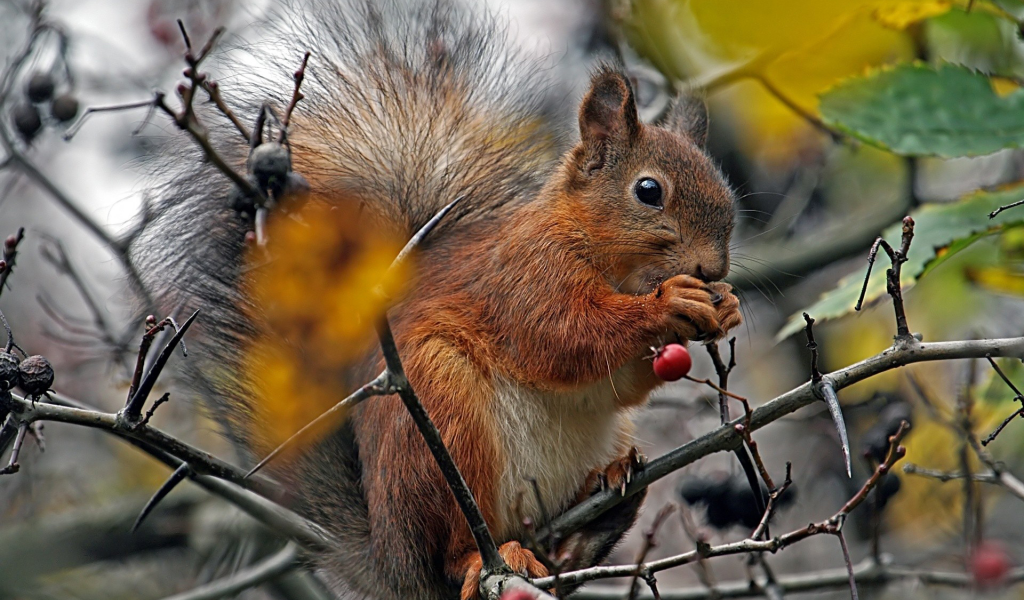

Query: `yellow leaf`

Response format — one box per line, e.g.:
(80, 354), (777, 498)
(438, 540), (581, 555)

(625, 0), (944, 162)
(991, 76), (1021, 98)
(872, 0), (952, 29)
(240, 200), (408, 452)
(966, 265), (1024, 296)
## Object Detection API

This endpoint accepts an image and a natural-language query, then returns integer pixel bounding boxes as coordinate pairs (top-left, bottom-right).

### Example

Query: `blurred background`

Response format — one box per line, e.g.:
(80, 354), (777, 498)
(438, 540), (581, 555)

(3, 0), (1024, 598)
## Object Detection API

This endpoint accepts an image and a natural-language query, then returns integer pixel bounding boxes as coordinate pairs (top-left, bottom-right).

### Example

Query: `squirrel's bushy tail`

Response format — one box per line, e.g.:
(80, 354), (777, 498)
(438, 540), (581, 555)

(132, 1), (564, 597)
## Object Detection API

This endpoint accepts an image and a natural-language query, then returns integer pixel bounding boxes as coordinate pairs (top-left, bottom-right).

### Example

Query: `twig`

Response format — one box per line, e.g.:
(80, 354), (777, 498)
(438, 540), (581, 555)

(535, 423), (908, 590)
(120, 310), (198, 427)
(545, 336), (1022, 540)
(39, 235), (121, 349)
(902, 463), (1000, 484)
(0, 135), (154, 308)
(802, 313), (822, 383)
(750, 462), (793, 541)
(200, 80), (251, 141)
(5, 390), (275, 497)
(982, 354), (1024, 445)
(989, 198), (1024, 219)
(61, 99), (157, 140)
(856, 217), (915, 339)
(376, 318), (504, 575)
(627, 505), (675, 600)
(0, 421), (28, 474)
(245, 371), (390, 478)
(573, 561), (1024, 600)
(0, 228), (25, 300)
(836, 531), (858, 600)
(158, 543), (301, 600)
(278, 51), (311, 142)
(705, 340), (766, 530)
(372, 200), (505, 580)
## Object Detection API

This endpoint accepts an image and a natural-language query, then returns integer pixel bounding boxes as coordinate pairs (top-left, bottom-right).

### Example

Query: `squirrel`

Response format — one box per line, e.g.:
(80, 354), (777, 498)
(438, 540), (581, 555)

(134, 1), (742, 599)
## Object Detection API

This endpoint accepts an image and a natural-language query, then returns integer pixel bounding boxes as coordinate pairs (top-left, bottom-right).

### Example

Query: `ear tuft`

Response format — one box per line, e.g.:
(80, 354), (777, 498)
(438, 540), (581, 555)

(578, 67), (640, 165)
(664, 95), (709, 148)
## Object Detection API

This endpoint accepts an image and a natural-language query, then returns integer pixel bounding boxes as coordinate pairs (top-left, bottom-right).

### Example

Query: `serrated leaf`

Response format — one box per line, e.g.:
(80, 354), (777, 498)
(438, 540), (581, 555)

(820, 63), (1024, 157)
(777, 186), (1024, 339)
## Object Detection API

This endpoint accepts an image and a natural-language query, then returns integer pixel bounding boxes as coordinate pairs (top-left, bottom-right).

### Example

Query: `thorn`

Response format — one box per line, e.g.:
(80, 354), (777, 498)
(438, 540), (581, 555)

(132, 463), (191, 532)
(820, 380), (852, 478)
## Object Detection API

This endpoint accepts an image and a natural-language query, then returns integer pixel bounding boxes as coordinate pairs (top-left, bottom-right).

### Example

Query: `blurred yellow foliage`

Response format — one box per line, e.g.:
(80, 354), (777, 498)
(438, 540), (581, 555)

(624, 0), (964, 161)
(873, 0), (952, 29)
(240, 200), (408, 452)
(888, 385), (1010, 535)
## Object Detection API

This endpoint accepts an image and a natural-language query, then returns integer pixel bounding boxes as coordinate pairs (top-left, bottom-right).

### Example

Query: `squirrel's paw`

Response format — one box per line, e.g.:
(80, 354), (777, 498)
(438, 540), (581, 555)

(592, 446), (646, 496)
(460, 541), (549, 600)
(657, 275), (723, 341)
(706, 281), (742, 335)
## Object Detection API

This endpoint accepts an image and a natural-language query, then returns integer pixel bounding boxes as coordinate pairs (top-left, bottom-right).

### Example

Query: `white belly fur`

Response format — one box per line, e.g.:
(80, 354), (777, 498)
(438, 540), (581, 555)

(490, 368), (642, 538)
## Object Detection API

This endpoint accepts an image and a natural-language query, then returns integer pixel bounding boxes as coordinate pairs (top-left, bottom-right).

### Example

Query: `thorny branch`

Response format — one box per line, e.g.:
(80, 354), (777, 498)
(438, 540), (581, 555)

(0, 389), (331, 552)
(533, 423), (909, 590)
(544, 335), (1024, 540)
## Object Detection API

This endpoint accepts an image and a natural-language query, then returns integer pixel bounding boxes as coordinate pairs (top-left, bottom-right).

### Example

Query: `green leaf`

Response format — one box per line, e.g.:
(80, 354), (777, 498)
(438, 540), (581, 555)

(776, 186), (1024, 340)
(819, 63), (1024, 157)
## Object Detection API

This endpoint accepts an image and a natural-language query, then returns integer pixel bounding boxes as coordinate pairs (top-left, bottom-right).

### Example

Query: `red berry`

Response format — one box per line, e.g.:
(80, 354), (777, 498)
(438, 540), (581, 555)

(971, 541), (1012, 586)
(653, 343), (692, 381)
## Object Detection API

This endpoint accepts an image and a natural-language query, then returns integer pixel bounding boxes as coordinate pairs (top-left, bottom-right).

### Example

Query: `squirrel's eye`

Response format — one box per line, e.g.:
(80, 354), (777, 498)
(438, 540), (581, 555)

(633, 177), (663, 209)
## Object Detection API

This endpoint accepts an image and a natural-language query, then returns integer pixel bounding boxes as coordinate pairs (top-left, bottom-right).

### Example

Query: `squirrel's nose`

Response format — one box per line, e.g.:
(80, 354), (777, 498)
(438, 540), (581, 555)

(695, 262), (727, 283)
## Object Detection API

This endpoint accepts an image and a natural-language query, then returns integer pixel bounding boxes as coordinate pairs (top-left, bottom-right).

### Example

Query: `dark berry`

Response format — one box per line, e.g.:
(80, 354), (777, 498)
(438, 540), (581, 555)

(12, 102), (42, 141)
(653, 343), (692, 381)
(248, 142), (291, 192)
(680, 475), (795, 531)
(862, 401), (913, 463)
(26, 72), (55, 103)
(18, 355), (54, 396)
(0, 351), (19, 392)
(50, 94), (80, 123)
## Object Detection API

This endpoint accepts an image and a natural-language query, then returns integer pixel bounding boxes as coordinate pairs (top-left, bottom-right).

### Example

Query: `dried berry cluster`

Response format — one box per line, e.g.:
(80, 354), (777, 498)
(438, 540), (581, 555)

(10, 71), (79, 142)
(0, 350), (54, 398)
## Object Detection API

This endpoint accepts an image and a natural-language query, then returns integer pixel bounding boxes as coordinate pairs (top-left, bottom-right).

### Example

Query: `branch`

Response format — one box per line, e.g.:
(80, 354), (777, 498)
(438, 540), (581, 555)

(545, 336), (1024, 539)
(902, 463), (1000, 484)
(376, 318), (504, 575)
(572, 560), (1024, 600)
(535, 422), (908, 590)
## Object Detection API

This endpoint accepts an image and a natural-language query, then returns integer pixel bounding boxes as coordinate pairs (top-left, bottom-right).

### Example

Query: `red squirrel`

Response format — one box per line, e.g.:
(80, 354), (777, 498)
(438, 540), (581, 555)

(136, 1), (741, 598)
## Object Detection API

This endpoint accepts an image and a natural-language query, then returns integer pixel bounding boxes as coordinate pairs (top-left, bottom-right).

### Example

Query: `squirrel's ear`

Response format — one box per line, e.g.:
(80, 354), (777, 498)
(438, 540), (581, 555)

(578, 68), (640, 169)
(663, 94), (709, 148)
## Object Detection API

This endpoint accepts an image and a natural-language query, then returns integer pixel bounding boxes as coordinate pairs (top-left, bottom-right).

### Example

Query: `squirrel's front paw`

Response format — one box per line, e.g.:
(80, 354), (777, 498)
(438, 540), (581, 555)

(460, 542), (549, 600)
(706, 281), (742, 335)
(657, 274), (723, 341)
(592, 446), (646, 496)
